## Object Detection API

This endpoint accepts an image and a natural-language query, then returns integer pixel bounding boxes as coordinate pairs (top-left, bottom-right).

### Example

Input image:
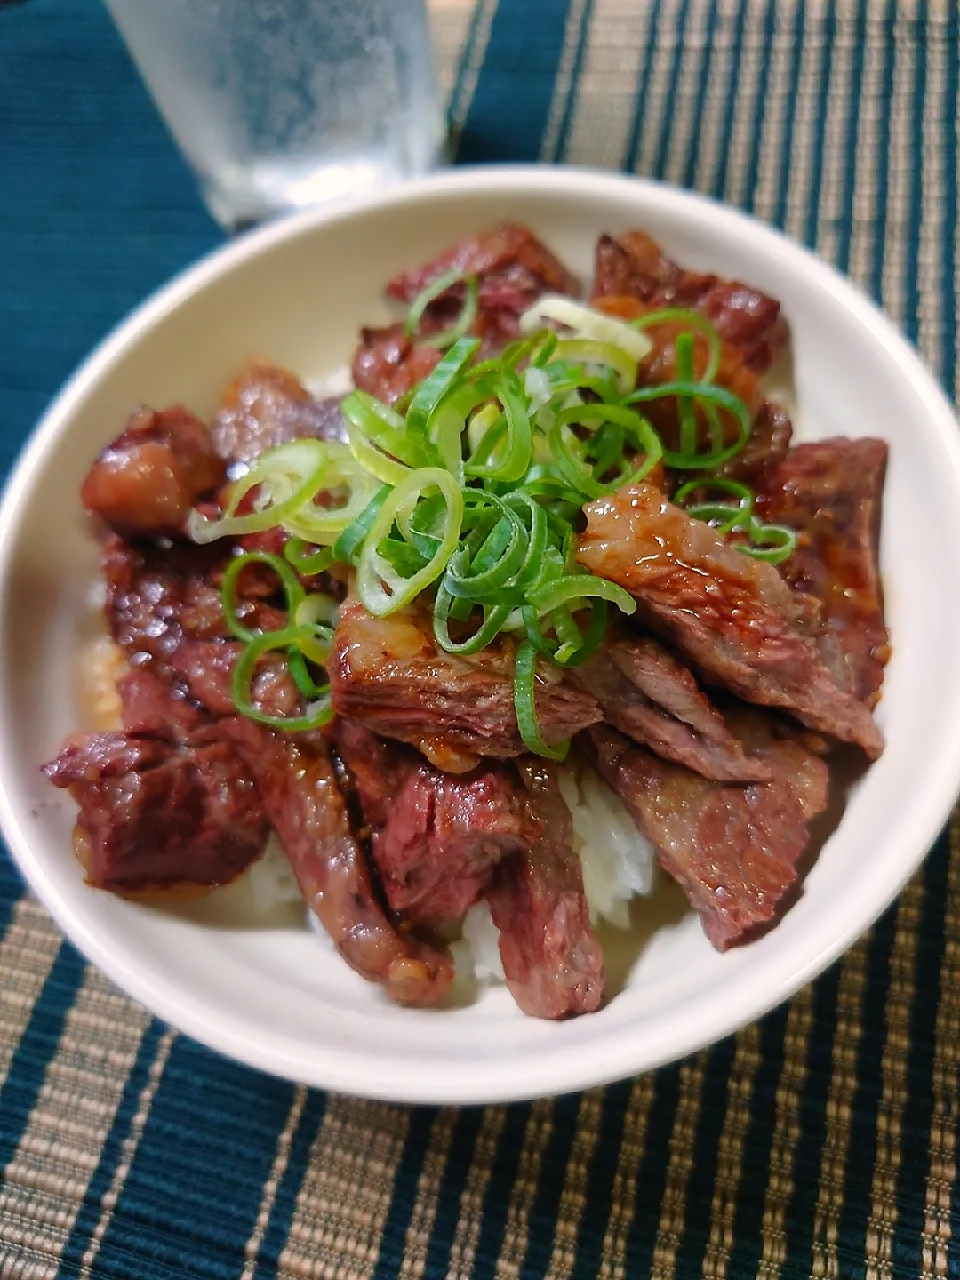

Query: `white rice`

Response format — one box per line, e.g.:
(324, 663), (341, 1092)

(246, 834), (303, 912)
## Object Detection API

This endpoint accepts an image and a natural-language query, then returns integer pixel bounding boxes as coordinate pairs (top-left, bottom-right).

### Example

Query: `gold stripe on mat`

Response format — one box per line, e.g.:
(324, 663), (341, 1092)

(921, 821), (960, 1275)
(867, 886), (921, 1273)
(76, 1029), (176, 1279)
(847, 0), (888, 289)
(563, 0), (652, 170)
(0, 968), (151, 1279)
(490, 1098), (555, 1277)
(659, 0), (712, 188)
(241, 1086), (309, 1280)
(596, 1077), (657, 1280)
(809, 945), (868, 1276)
(701, 1025), (762, 1278)
(540, 0), (592, 162)
(690, 0), (740, 196)
(392, 1107), (459, 1277)
(430, 0), (482, 112)
(779, 4), (823, 243)
(275, 1098), (411, 1278)
(441, 1109), (508, 1277)
(447, 0), (500, 152)
(649, 1055), (707, 1278)
(0, 901), (64, 1089)
(633, 0), (685, 177)
(749, 0), (798, 224)
(535, 1090), (606, 1277)
(757, 988), (816, 1279)
(811, 1), (857, 268)
(880, 0), (915, 319)
(721, 0), (769, 207)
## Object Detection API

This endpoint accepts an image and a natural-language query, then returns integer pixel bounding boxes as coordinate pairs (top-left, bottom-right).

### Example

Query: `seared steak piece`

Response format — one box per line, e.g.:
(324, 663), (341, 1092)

(584, 717), (828, 950)
(224, 717), (454, 1007)
(329, 598), (602, 765)
(334, 721), (527, 922)
(212, 358), (346, 468)
(351, 324), (444, 403)
(591, 296), (792, 487)
(486, 759), (604, 1019)
(757, 438), (889, 705)
(591, 230), (787, 372)
(576, 485), (883, 757)
(576, 635), (771, 782)
(43, 730), (268, 895)
(169, 638), (302, 723)
(386, 222), (580, 307)
(355, 224), (580, 403)
(117, 666), (210, 740)
(81, 405), (225, 537)
(102, 534), (287, 679)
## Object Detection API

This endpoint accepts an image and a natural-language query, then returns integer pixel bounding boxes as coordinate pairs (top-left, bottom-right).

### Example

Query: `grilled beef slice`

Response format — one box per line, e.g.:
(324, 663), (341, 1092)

(756, 438), (889, 705)
(576, 484), (883, 757)
(329, 597), (601, 765)
(334, 721), (528, 922)
(212, 358), (346, 469)
(576, 634), (771, 782)
(584, 716), (828, 949)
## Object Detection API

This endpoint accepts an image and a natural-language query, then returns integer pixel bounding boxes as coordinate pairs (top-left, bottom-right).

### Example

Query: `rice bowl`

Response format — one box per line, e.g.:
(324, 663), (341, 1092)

(1, 167), (959, 1102)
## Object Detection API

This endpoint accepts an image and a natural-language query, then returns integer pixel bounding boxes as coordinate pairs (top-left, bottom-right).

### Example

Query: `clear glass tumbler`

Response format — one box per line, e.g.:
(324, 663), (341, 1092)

(103, 0), (443, 229)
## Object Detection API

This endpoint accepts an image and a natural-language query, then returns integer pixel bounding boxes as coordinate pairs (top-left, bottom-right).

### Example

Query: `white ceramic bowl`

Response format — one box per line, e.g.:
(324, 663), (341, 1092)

(2, 167), (959, 1105)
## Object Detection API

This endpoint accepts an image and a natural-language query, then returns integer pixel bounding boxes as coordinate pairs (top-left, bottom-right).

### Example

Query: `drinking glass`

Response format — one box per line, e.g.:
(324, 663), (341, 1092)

(103, 0), (443, 230)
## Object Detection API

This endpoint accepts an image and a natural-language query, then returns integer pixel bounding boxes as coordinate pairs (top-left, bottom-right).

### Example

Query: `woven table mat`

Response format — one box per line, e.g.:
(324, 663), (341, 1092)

(1, 0), (958, 1276)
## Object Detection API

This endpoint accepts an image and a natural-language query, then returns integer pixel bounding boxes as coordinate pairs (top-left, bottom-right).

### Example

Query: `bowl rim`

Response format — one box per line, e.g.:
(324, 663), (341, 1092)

(2, 164), (959, 1104)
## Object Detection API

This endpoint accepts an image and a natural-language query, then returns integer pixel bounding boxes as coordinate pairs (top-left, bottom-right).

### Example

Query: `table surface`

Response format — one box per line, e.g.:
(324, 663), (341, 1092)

(1, 1), (958, 1276)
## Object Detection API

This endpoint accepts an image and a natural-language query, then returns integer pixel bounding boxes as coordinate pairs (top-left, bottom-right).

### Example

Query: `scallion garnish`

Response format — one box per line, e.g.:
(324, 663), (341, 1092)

(196, 303), (783, 756)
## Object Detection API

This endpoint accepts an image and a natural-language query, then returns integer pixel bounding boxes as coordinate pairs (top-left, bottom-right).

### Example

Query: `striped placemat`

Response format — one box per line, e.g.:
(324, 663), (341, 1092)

(1, 0), (958, 1275)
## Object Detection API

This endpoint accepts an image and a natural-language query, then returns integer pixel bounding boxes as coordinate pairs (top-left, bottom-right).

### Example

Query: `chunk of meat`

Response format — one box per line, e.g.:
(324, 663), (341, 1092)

(43, 731), (267, 894)
(386, 223), (580, 305)
(330, 597), (602, 762)
(592, 231), (787, 372)
(486, 759), (604, 1019)
(213, 358), (347, 468)
(102, 535), (285, 678)
(584, 720), (828, 949)
(351, 324), (443, 404)
(576, 635), (771, 782)
(355, 225), (581, 404)
(334, 721), (527, 922)
(81, 405), (225, 537)
(224, 717), (453, 1007)
(169, 638), (302, 723)
(592, 295), (792, 486)
(117, 666), (210, 740)
(757, 438), (889, 705)
(576, 485), (883, 757)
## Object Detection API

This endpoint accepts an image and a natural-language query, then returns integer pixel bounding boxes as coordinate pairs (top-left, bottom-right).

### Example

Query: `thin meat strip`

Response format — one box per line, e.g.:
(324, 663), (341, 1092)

(576, 484), (883, 757)
(576, 633), (771, 782)
(334, 721), (528, 922)
(225, 718), (454, 1008)
(584, 717), (828, 950)
(757, 438), (889, 705)
(486, 759), (605, 1019)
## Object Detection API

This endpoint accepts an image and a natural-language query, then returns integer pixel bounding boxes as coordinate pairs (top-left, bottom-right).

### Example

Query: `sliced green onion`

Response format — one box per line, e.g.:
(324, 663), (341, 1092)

(188, 440), (330, 544)
(404, 270), (479, 349)
(527, 572), (636, 619)
(356, 468), (464, 616)
(405, 337), (480, 443)
(220, 551), (305, 643)
(630, 308), (722, 383)
(514, 640), (569, 761)
(433, 587), (510, 654)
(548, 403), (662, 499)
(551, 338), (637, 395)
(624, 380), (751, 470)
(518, 295), (654, 363)
(331, 484), (391, 564)
(231, 626), (332, 732)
